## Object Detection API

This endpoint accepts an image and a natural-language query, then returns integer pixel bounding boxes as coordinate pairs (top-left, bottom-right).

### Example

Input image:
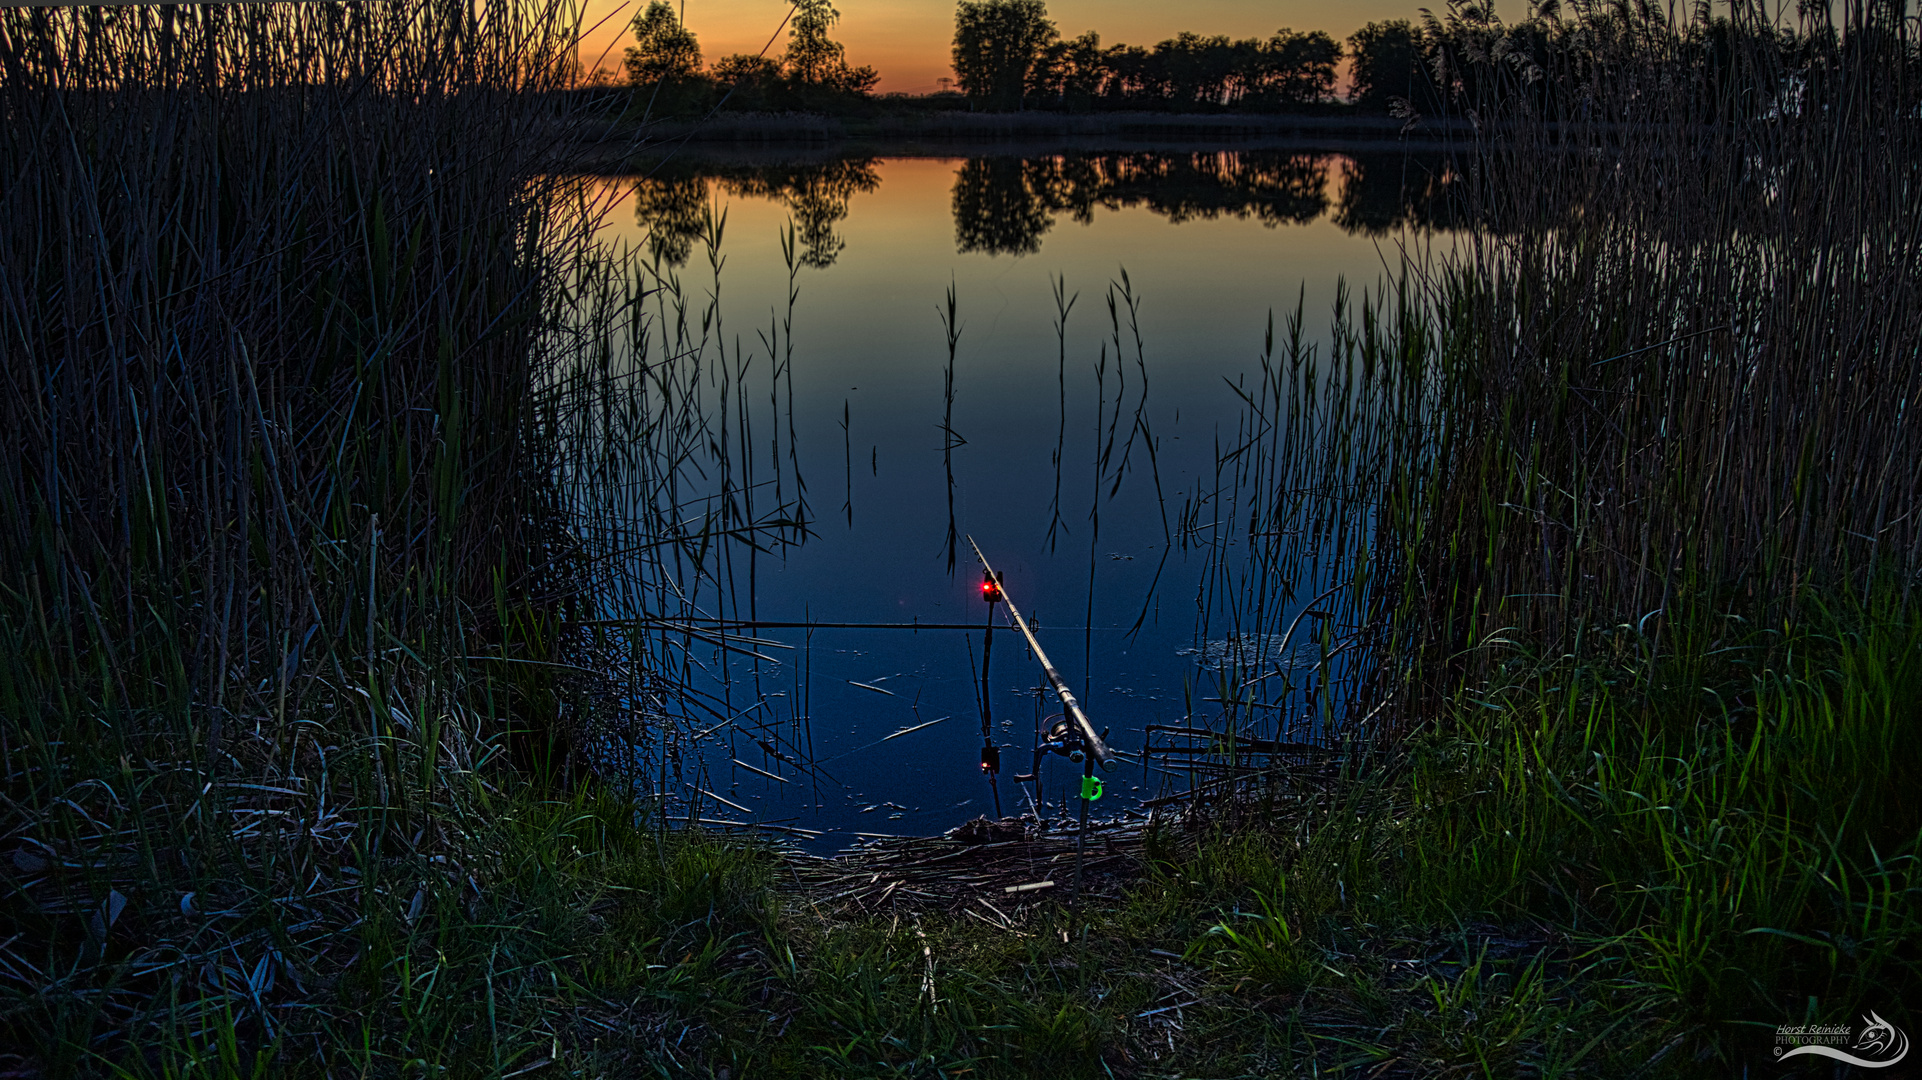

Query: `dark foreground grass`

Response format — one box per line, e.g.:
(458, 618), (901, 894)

(31, 596), (1907, 1078)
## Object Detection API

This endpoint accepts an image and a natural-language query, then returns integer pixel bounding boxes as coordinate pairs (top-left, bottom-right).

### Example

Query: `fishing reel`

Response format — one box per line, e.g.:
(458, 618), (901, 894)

(1043, 716), (1085, 763)
(1016, 715), (1111, 780)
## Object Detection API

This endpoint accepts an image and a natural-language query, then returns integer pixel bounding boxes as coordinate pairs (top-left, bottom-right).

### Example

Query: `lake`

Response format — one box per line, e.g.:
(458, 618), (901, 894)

(586, 146), (1456, 849)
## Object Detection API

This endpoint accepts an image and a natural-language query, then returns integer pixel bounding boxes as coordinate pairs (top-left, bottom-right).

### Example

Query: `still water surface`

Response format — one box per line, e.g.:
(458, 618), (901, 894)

(595, 149), (1450, 848)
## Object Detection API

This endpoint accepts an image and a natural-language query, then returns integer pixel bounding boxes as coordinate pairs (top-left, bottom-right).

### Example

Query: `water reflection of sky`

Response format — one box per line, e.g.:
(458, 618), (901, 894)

(592, 152), (1445, 850)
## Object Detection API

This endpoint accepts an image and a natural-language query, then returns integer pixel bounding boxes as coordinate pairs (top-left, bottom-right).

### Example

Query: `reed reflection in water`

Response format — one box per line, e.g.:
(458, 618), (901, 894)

(631, 149), (1460, 265)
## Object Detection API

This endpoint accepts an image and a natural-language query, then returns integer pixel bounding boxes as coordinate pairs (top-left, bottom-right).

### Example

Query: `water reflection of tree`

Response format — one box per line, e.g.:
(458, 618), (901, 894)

(950, 150), (1474, 255)
(631, 175), (711, 265)
(630, 158), (880, 269)
(640, 151), (1467, 265)
(1332, 153), (1462, 236)
(952, 158), (1057, 255)
(715, 158), (880, 268)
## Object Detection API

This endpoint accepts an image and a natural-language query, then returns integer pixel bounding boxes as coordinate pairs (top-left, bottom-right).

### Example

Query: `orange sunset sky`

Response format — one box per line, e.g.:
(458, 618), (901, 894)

(573, 0), (1519, 95)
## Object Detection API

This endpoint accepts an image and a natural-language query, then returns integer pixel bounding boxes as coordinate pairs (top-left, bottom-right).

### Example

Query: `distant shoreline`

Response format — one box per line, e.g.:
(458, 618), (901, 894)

(570, 109), (1471, 171)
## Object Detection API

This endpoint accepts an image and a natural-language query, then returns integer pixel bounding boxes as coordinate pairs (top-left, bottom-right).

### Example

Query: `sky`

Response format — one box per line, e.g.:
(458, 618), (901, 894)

(575, 0), (1514, 94)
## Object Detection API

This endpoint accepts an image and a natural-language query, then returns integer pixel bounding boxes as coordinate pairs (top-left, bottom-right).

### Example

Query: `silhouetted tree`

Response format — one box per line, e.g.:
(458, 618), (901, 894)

(1348, 20), (1433, 113)
(784, 0), (841, 83)
(1099, 43), (1153, 106)
(624, 1), (701, 85)
(711, 53), (782, 109)
(784, 0), (878, 97)
(1149, 32), (1235, 108)
(624, 1), (707, 115)
(952, 0), (1058, 111)
(1027, 30), (1105, 110)
(1031, 26), (1340, 112)
(1247, 29), (1340, 106)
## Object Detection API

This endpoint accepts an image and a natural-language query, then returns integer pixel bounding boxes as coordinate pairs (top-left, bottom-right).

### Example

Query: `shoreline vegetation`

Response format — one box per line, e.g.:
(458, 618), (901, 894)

(4, 1), (1921, 1079)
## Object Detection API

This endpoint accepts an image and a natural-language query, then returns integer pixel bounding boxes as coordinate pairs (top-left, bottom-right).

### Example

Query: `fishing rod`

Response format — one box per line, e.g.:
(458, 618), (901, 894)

(967, 538), (1115, 772)
(968, 536), (1114, 905)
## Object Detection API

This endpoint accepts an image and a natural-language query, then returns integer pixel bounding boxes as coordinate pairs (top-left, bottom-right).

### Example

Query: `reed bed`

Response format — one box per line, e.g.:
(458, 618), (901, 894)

(1165, 0), (1922, 790)
(0, 0), (576, 1068)
(0, 2), (808, 1073)
(1206, 2), (1922, 734)
(1143, 1), (1922, 1066)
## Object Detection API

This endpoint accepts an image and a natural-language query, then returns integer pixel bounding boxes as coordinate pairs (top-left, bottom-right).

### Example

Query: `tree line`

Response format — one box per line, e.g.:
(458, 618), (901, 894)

(956, 0), (1921, 117)
(953, 0), (1345, 113)
(612, 0), (1920, 119)
(611, 0), (877, 115)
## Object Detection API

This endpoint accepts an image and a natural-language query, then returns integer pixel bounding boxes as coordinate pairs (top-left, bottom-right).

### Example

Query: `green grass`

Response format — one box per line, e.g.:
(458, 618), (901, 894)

(36, 594), (1910, 1077)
